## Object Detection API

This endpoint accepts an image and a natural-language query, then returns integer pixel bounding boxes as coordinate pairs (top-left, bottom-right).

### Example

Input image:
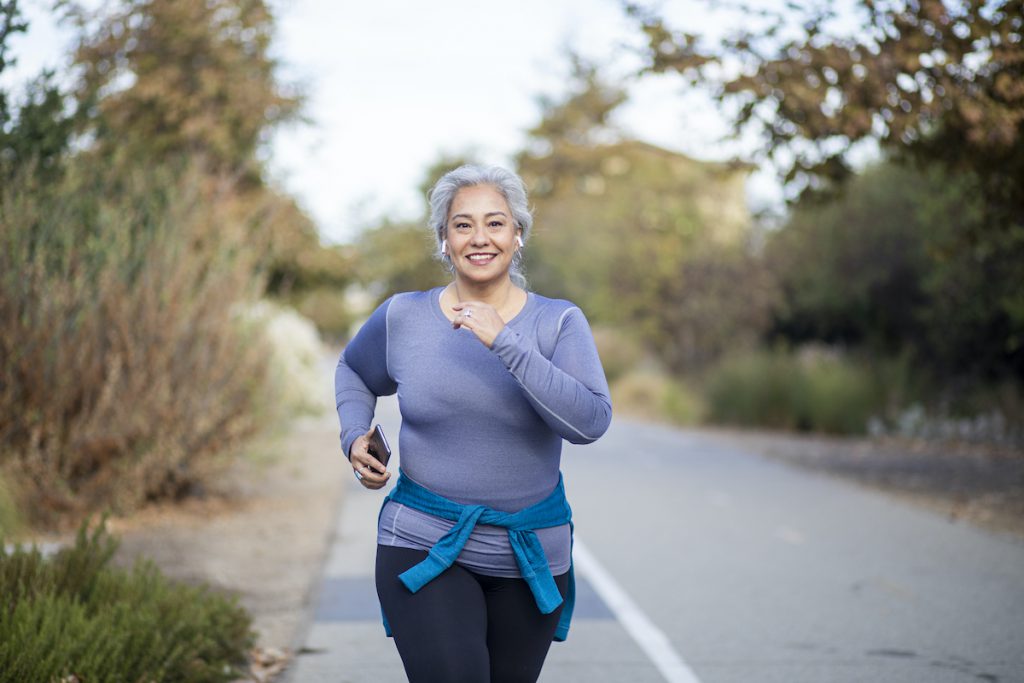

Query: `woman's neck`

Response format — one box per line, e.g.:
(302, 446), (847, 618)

(441, 276), (527, 324)
(450, 276), (516, 309)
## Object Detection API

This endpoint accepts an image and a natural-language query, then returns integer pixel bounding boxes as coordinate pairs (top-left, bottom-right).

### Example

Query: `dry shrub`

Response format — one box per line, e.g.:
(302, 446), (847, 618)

(240, 300), (327, 419)
(611, 369), (705, 426)
(0, 160), (273, 528)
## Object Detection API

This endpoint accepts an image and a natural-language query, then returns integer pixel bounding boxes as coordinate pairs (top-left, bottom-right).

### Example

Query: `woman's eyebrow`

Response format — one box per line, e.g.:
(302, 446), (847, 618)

(450, 211), (508, 220)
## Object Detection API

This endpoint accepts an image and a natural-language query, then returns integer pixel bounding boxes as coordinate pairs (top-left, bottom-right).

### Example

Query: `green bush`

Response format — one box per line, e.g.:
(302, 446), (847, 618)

(0, 520), (254, 683)
(704, 346), (879, 434)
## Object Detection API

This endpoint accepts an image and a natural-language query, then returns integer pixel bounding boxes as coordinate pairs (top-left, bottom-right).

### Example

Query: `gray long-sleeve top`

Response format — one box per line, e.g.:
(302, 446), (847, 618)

(335, 286), (612, 576)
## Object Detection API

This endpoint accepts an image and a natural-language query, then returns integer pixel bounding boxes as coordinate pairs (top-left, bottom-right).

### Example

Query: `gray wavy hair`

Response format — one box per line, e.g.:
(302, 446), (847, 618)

(428, 164), (533, 289)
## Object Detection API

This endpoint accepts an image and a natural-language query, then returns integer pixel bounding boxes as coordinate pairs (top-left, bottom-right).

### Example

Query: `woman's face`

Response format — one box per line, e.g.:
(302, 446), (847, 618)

(446, 185), (522, 287)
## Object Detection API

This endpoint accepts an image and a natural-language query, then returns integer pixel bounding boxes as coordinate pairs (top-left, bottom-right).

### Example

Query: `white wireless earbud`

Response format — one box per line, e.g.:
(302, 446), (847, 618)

(516, 235), (524, 248)
(440, 239), (448, 256)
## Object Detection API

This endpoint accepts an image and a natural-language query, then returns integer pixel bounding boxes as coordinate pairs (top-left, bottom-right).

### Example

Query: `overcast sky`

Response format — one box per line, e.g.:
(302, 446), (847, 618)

(6, 0), (792, 243)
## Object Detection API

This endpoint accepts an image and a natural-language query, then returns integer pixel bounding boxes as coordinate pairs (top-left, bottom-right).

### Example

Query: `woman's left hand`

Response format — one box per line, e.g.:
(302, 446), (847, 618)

(452, 301), (505, 348)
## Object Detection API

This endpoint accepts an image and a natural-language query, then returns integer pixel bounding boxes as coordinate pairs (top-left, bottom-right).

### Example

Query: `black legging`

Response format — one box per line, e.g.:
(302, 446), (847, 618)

(376, 544), (570, 683)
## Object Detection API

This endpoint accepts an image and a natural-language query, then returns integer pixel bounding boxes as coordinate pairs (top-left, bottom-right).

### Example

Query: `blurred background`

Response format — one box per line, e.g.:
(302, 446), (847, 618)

(1, 0), (1021, 530)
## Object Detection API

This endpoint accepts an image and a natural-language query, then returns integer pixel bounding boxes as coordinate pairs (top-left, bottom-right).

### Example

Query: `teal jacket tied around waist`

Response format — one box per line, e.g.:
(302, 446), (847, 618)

(379, 470), (576, 642)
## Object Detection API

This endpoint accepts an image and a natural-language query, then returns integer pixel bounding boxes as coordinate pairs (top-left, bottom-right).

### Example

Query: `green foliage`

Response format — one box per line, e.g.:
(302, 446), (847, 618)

(518, 60), (775, 373)
(0, 70), (73, 182)
(351, 154), (478, 305)
(1, 2), (74, 182)
(703, 347), (880, 435)
(257, 191), (356, 333)
(628, 1), (1024, 197)
(523, 54), (627, 158)
(0, 2), (28, 76)
(767, 161), (938, 351)
(767, 160), (1023, 383)
(67, 0), (300, 178)
(355, 219), (448, 305)
(291, 287), (355, 341)
(0, 475), (20, 538)
(0, 519), (254, 682)
(628, 1), (1024, 385)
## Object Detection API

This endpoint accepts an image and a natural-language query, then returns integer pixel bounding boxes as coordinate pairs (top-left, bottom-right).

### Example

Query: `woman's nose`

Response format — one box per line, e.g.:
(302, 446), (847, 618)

(470, 226), (490, 244)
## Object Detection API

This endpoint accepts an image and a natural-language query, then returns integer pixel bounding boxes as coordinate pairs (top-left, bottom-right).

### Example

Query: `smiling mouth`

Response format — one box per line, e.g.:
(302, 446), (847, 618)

(466, 253), (497, 265)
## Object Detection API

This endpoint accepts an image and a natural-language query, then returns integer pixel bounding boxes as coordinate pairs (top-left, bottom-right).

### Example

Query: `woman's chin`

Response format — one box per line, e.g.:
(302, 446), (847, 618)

(455, 268), (510, 286)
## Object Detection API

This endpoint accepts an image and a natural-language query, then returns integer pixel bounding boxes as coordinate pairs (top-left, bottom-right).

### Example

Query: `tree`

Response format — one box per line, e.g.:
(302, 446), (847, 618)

(518, 59), (775, 374)
(0, 1), (27, 119)
(1, 2), (74, 180)
(353, 153), (478, 306)
(66, 0), (300, 180)
(628, 0), (1024, 380)
(767, 162), (947, 354)
(626, 0), (1023, 202)
(59, 0), (355, 319)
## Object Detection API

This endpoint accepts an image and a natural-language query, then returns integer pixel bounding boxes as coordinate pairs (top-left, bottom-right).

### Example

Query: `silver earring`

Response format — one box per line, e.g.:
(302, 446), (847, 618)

(516, 235), (524, 248)
(440, 239), (447, 256)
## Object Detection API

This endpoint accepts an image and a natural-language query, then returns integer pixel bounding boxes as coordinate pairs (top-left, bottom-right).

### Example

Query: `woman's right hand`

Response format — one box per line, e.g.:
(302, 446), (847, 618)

(349, 428), (391, 490)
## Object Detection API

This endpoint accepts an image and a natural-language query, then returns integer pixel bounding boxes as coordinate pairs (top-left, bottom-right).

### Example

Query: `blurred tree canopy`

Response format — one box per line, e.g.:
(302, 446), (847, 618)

(519, 59), (777, 374)
(65, 0), (300, 181)
(626, 0), (1022, 202)
(351, 153), (477, 309)
(0, 3), (72, 181)
(0, 0), (354, 331)
(628, 0), (1024, 382)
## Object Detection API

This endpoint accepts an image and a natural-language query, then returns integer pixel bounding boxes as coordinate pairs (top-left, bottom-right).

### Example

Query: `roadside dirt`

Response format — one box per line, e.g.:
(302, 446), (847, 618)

(108, 410), (346, 681)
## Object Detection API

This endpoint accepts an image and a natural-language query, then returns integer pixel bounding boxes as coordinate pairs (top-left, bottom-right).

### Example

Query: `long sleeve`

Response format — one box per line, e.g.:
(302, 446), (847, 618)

(490, 306), (612, 444)
(335, 297), (398, 459)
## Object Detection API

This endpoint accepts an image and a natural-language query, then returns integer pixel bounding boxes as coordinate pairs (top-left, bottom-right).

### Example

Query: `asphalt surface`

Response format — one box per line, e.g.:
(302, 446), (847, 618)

(286, 395), (1024, 683)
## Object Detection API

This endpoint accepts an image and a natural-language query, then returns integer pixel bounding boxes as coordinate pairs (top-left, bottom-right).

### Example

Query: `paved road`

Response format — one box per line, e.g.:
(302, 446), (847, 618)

(287, 396), (1024, 682)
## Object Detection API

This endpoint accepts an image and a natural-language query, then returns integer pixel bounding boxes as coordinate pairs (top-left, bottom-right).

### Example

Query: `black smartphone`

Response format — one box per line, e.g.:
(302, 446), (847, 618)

(367, 424), (391, 467)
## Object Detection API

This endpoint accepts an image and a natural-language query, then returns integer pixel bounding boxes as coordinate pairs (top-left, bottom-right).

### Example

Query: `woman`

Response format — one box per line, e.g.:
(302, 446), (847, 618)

(335, 164), (612, 682)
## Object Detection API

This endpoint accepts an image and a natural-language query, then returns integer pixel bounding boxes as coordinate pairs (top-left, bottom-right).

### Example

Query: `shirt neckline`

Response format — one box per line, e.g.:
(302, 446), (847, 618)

(430, 285), (535, 328)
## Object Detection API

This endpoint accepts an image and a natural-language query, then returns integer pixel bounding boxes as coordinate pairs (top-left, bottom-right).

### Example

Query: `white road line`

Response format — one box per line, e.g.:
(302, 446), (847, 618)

(574, 538), (703, 683)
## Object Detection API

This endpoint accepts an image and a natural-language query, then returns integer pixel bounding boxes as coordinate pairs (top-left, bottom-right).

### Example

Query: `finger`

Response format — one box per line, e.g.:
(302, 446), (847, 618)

(355, 465), (387, 488)
(354, 456), (382, 479)
(362, 473), (389, 490)
(355, 455), (388, 478)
